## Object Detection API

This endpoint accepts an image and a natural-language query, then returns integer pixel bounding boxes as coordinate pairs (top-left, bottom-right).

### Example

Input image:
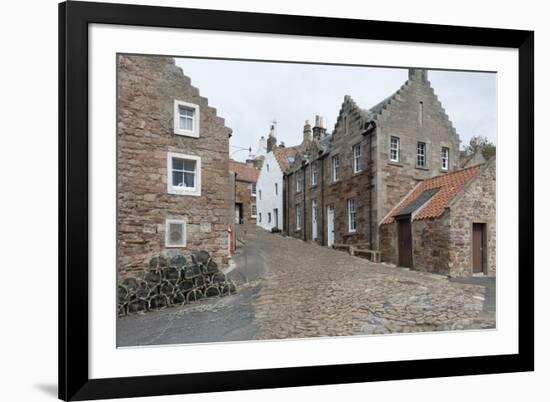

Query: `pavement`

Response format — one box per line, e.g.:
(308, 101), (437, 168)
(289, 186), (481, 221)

(117, 224), (495, 346)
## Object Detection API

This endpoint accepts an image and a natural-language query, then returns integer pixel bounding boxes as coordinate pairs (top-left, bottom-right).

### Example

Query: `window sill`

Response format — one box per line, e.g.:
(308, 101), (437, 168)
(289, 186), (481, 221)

(415, 165), (429, 171)
(165, 244), (187, 248)
(440, 169), (449, 173)
(168, 188), (201, 197)
(174, 129), (200, 138)
(343, 231), (357, 237)
(388, 161), (403, 167)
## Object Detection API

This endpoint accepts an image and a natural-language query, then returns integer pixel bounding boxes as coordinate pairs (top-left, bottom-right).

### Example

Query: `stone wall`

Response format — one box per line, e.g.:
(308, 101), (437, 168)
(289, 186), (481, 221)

(448, 160), (496, 277)
(411, 214), (452, 275)
(117, 55), (231, 278)
(375, 70), (461, 237)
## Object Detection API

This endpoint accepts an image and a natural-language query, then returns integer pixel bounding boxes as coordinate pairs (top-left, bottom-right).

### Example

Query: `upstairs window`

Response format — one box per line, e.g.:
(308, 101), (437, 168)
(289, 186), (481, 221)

(311, 162), (318, 186)
(165, 219), (187, 248)
(332, 155), (340, 182)
(174, 100), (199, 137)
(251, 205), (257, 217)
(259, 189), (262, 200)
(416, 142), (427, 168)
(167, 152), (201, 196)
(251, 183), (257, 196)
(296, 173), (303, 193)
(441, 147), (449, 170)
(268, 212), (272, 223)
(352, 143), (362, 173)
(347, 199), (357, 232)
(275, 182), (278, 196)
(419, 101), (424, 126)
(390, 136), (400, 162)
(296, 206), (302, 230)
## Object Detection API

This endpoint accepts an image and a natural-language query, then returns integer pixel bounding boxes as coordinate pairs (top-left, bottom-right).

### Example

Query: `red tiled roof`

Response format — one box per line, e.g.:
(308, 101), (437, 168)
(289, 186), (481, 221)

(229, 160), (260, 183)
(273, 146), (298, 172)
(382, 164), (482, 224)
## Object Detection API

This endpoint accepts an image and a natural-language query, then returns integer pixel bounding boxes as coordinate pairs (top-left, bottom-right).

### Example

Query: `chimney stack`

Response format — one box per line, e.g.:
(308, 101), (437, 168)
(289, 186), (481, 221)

(312, 115), (327, 140)
(303, 120), (312, 144)
(408, 68), (428, 82)
(266, 124), (277, 153)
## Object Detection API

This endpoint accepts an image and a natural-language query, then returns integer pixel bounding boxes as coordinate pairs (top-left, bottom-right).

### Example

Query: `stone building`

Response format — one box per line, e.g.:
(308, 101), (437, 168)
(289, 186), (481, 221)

(229, 160), (260, 225)
(284, 69), (461, 250)
(379, 159), (495, 277)
(117, 55), (232, 277)
(256, 125), (299, 231)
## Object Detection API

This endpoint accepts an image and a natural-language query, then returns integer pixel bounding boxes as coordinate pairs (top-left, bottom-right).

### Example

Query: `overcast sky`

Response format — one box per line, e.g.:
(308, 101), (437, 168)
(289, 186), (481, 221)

(175, 58), (496, 162)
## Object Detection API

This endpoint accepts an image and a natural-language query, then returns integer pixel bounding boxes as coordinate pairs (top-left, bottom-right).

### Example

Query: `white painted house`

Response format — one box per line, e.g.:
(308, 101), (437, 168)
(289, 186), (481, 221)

(256, 126), (298, 231)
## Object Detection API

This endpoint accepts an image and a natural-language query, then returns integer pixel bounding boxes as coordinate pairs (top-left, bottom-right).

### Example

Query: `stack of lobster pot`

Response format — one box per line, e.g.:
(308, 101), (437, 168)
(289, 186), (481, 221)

(117, 250), (237, 316)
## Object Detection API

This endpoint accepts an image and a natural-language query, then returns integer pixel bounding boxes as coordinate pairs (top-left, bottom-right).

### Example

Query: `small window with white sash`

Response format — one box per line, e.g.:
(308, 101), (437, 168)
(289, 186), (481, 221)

(174, 100), (200, 137)
(167, 152), (201, 196)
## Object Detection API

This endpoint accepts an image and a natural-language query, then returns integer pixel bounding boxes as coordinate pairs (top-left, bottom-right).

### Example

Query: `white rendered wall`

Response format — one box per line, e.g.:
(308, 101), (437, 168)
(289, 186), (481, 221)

(256, 151), (284, 230)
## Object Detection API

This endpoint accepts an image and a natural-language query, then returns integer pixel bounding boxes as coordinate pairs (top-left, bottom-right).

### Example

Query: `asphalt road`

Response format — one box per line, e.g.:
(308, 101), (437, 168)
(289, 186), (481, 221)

(117, 232), (267, 347)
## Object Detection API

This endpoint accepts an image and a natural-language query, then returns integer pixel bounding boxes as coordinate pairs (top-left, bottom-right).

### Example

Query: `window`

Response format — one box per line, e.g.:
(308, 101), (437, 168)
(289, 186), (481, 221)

(275, 182), (278, 196)
(347, 199), (357, 232)
(416, 142), (427, 168)
(296, 173), (303, 193)
(441, 147), (449, 170)
(259, 189), (262, 200)
(266, 163), (270, 172)
(332, 155), (340, 182)
(165, 219), (186, 247)
(251, 205), (257, 217)
(268, 212), (271, 223)
(311, 162), (318, 186)
(352, 143), (362, 173)
(251, 183), (257, 196)
(296, 206), (302, 230)
(174, 100), (200, 137)
(167, 152), (201, 196)
(390, 136), (400, 162)
(258, 213), (262, 223)
(419, 101), (424, 126)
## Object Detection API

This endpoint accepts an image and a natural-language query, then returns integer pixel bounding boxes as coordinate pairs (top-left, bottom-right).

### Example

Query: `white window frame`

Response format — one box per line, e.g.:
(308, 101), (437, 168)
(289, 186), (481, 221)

(251, 204), (257, 218)
(296, 173), (303, 193)
(173, 100), (200, 137)
(332, 154), (340, 182)
(352, 143), (362, 173)
(311, 162), (318, 186)
(390, 136), (400, 162)
(251, 183), (257, 197)
(165, 218), (187, 248)
(347, 199), (357, 233)
(441, 146), (449, 170)
(416, 142), (427, 168)
(296, 206), (302, 230)
(167, 152), (201, 196)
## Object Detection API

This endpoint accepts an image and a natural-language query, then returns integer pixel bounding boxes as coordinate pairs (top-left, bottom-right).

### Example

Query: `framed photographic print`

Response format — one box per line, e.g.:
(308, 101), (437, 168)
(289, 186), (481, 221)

(59, 1), (534, 400)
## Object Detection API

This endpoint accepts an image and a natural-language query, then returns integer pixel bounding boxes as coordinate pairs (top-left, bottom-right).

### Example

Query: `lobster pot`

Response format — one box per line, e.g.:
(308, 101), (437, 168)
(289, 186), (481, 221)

(184, 264), (201, 280)
(127, 299), (148, 314)
(163, 267), (180, 284)
(204, 259), (219, 274)
(178, 280), (194, 293)
(149, 294), (169, 310)
(144, 270), (162, 285)
(170, 253), (186, 269)
(205, 285), (221, 298)
(171, 290), (186, 305)
(149, 255), (168, 270)
(191, 249), (210, 265)
(186, 288), (203, 303)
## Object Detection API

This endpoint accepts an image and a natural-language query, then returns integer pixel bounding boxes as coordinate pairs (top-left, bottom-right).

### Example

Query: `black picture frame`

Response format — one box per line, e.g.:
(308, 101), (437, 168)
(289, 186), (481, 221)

(59, 1), (534, 400)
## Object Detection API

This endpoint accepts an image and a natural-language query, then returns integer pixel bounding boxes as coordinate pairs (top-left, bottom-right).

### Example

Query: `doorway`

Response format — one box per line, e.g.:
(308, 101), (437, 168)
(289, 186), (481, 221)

(397, 216), (413, 268)
(472, 223), (487, 274)
(235, 203), (243, 224)
(327, 205), (334, 247)
(312, 200), (318, 240)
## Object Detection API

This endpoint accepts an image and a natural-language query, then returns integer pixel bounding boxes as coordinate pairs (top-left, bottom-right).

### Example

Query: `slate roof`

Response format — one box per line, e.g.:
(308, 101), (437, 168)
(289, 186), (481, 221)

(229, 160), (260, 183)
(382, 164), (482, 224)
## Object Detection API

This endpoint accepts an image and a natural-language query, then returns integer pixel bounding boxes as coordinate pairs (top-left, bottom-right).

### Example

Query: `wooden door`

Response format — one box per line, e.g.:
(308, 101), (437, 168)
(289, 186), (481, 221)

(472, 223), (486, 274)
(397, 217), (413, 268)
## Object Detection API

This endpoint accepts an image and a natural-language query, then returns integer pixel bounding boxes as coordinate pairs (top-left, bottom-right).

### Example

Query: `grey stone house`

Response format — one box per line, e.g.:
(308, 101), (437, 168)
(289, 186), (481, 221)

(117, 55), (232, 277)
(284, 68), (461, 251)
(380, 159), (496, 277)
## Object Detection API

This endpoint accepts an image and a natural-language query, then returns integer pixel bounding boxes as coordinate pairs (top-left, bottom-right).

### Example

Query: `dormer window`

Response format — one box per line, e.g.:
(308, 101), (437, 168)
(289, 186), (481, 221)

(174, 100), (200, 137)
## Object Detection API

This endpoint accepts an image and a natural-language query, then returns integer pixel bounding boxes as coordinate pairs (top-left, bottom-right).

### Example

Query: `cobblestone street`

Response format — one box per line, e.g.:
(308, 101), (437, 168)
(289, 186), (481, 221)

(118, 224), (494, 346)
(243, 225), (495, 340)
